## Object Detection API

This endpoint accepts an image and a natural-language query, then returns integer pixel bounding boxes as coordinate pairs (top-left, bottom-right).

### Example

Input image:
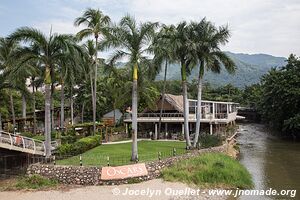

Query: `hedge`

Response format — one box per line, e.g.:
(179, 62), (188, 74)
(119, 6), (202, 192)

(56, 135), (101, 156)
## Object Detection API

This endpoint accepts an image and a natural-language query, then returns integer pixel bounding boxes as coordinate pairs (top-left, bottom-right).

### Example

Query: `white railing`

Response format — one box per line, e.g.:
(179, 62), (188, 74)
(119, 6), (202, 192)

(125, 112), (228, 120)
(0, 131), (57, 155)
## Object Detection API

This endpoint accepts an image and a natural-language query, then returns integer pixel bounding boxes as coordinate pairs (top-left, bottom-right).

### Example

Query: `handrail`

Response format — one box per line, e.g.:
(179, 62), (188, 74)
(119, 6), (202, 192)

(0, 131), (57, 155)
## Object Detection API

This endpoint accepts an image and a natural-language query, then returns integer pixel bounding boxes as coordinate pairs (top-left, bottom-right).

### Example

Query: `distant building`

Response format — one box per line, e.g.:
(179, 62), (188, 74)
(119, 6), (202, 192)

(102, 109), (123, 126)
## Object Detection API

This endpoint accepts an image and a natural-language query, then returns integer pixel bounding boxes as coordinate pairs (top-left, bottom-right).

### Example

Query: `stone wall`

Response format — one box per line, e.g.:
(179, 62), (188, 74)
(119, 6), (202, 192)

(27, 144), (229, 186)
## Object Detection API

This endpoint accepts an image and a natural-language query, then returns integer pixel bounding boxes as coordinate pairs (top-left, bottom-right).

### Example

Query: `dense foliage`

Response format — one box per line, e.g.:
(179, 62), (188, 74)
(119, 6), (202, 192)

(57, 135), (101, 156)
(259, 55), (300, 138)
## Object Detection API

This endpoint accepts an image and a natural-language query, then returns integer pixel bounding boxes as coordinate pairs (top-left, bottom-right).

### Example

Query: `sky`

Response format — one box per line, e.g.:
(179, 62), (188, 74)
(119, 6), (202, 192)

(0, 0), (299, 57)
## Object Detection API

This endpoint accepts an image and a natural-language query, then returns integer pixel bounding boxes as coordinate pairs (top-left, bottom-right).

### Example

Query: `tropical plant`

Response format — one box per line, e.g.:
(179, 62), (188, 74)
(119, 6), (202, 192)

(190, 19), (235, 147)
(101, 15), (158, 160)
(151, 24), (175, 140)
(168, 22), (197, 148)
(74, 8), (111, 134)
(8, 28), (82, 157)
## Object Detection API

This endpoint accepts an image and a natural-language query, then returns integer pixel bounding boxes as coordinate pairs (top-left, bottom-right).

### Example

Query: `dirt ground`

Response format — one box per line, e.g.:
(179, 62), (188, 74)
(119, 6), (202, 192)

(0, 179), (226, 200)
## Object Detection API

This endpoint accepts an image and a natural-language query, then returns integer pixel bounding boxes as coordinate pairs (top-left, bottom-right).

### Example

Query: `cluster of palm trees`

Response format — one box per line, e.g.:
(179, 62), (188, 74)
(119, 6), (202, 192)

(0, 8), (235, 159)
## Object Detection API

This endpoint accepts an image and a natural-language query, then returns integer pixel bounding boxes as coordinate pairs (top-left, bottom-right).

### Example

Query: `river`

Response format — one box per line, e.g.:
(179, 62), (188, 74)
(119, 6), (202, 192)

(236, 123), (300, 200)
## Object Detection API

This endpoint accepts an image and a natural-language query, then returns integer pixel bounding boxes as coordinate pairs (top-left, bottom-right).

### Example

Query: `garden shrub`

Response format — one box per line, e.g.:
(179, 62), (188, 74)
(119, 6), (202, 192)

(57, 135), (101, 156)
(199, 134), (222, 148)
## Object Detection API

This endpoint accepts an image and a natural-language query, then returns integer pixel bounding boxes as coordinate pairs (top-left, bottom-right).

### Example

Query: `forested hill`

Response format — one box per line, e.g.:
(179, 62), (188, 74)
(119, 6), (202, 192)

(156, 51), (287, 87)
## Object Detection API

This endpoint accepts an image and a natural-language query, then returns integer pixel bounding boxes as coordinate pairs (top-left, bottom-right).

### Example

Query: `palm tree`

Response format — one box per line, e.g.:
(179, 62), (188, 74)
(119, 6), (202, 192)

(0, 38), (30, 133)
(9, 28), (81, 157)
(102, 15), (157, 160)
(190, 19), (236, 147)
(152, 25), (175, 140)
(168, 22), (197, 148)
(58, 41), (83, 129)
(74, 8), (111, 134)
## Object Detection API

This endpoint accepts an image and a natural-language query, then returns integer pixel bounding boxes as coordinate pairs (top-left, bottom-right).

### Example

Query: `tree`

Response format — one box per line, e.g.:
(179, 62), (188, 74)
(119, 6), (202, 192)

(74, 8), (111, 134)
(9, 28), (81, 157)
(259, 54), (300, 138)
(168, 22), (197, 148)
(102, 15), (158, 160)
(0, 38), (32, 133)
(190, 19), (235, 147)
(152, 25), (175, 140)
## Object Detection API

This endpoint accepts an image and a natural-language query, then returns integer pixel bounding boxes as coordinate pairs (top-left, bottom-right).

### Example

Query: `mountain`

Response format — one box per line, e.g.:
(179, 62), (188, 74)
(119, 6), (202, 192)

(156, 51), (287, 87)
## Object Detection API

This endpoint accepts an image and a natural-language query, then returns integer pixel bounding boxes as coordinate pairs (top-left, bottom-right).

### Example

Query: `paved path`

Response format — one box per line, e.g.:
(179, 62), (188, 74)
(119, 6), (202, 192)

(102, 139), (185, 145)
(0, 179), (225, 200)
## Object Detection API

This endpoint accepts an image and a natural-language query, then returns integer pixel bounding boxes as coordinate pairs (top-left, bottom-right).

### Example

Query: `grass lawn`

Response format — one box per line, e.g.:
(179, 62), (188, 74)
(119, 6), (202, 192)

(57, 140), (186, 166)
(162, 153), (253, 189)
(0, 175), (59, 191)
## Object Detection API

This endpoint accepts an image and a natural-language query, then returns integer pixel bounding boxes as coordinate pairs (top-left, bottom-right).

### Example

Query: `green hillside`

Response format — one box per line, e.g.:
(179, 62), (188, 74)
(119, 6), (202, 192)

(156, 52), (286, 87)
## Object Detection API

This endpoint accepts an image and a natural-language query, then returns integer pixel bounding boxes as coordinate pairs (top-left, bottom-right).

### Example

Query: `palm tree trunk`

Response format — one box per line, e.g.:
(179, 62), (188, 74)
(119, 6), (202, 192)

(157, 60), (168, 140)
(32, 80), (36, 135)
(89, 70), (95, 130)
(81, 103), (85, 123)
(22, 94), (26, 119)
(22, 94), (27, 132)
(131, 63), (138, 161)
(93, 37), (98, 134)
(60, 80), (65, 131)
(181, 63), (191, 148)
(0, 112), (2, 132)
(193, 62), (204, 147)
(51, 84), (55, 132)
(70, 86), (74, 125)
(44, 66), (52, 157)
(9, 91), (16, 133)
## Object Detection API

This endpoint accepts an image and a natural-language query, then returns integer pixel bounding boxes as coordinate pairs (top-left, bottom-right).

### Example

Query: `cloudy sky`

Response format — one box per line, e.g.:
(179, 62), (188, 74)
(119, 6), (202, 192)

(0, 0), (299, 57)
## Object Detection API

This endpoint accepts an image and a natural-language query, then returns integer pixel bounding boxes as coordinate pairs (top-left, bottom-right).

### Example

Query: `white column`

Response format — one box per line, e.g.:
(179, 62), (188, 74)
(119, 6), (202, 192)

(210, 123), (213, 135)
(125, 123), (128, 134)
(227, 104), (229, 116)
(212, 103), (215, 119)
(155, 123), (158, 138)
(181, 123), (184, 136)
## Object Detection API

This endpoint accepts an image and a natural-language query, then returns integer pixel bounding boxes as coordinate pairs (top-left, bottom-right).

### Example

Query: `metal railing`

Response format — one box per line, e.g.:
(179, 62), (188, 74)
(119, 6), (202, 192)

(0, 131), (58, 155)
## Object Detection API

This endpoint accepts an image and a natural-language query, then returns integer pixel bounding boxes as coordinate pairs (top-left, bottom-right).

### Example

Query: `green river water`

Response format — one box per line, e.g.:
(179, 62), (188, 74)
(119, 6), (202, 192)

(236, 123), (300, 200)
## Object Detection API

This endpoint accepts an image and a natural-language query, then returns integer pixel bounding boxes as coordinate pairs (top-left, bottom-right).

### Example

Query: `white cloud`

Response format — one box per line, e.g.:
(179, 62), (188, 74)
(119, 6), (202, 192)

(34, 19), (80, 35)
(22, 0), (300, 57)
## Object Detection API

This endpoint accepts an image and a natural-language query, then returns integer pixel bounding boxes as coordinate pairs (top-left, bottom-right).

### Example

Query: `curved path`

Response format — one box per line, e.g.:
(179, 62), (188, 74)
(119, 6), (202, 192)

(0, 179), (225, 200)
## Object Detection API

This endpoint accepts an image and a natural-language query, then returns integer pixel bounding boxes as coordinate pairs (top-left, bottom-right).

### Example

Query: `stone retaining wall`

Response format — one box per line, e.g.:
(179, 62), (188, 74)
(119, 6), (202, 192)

(27, 144), (228, 186)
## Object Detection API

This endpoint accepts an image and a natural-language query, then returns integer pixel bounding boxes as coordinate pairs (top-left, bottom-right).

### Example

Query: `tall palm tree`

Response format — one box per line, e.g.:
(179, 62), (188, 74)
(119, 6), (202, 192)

(102, 15), (158, 160)
(152, 25), (175, 140)
(58, 41), (83, 129)
(74, 8), (111, 134)
(168, 22), (197, 148)
(190, 19), (236, 147)
(9, 28), (81, 157)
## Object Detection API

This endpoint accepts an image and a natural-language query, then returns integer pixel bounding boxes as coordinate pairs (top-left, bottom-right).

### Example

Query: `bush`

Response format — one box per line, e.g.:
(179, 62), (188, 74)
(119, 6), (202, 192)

(14, 175), (58, 190)
(199, 134), (222, 148)
(57, 135), (101, 156)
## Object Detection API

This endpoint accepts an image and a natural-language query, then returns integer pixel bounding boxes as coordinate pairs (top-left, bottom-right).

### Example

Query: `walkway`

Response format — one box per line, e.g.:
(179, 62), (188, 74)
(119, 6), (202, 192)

(0, 131), (57, 156)
(102, 139), (185, 145)
(0, 179), (225, 200)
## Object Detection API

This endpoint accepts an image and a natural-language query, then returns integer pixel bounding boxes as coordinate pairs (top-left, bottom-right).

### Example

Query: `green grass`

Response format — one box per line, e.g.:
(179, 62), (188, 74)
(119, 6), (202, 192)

(162, 153), (253, 189)
(57, 140), (186, 166)
(3, 175), (59, 190)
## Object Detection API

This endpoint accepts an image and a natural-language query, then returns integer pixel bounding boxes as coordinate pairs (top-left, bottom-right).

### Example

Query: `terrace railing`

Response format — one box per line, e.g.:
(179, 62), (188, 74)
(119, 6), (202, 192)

(0, 131), (58, 156)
